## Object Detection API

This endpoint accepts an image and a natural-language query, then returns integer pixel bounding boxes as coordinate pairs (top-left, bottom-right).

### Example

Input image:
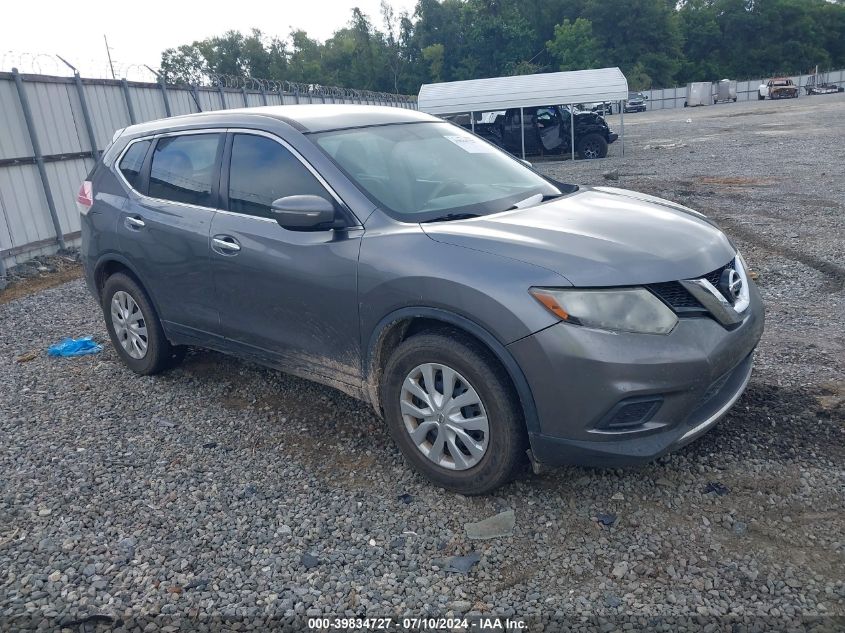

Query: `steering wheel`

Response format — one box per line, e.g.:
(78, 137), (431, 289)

(429, 179), (465, 200)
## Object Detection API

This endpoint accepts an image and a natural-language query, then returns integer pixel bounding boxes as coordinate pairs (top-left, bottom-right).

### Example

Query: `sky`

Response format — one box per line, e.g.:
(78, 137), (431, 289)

(0, 0), (417, 78)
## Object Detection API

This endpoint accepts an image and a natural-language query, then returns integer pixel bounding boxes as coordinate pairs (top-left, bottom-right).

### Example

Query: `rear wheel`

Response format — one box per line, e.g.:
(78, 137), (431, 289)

(381, 330), (526, 495)
(577, 133), (608, 160)
(102, 272), (184, 375)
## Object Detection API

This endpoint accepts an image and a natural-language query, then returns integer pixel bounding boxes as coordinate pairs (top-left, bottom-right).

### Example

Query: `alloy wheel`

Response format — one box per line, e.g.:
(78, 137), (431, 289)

(582, 141), (601, 159)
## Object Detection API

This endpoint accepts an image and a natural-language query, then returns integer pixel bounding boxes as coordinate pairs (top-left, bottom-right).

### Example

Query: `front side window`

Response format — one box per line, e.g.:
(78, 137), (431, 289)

(228, 134), (331, 218)
(148, 133), (222, 206)
(118, 139), (151, 190)
(315, 122), (564, 220)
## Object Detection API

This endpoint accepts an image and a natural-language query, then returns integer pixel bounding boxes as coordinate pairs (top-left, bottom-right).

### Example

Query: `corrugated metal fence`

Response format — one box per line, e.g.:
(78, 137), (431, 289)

(0, 70), (417, 283)
(640, 69), (845, 109)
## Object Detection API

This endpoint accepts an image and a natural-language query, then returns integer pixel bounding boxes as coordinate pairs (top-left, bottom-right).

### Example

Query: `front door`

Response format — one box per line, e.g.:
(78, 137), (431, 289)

(209, 132), (363, 389)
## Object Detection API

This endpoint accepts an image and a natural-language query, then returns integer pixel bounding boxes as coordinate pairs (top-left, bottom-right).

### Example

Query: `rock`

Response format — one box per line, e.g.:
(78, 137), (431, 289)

(397, 493), (413, 504)
(301, 553), (320, 570)
(595, 513), (617, 526)
(465, 509), (515, 540)
(611, 492), (625, 501)
(604, 595), (622, 608)
(704, 482), (730, 496)
(612, 562), (628, 578)
(448, 600), (472, 613)
(733, 521), (748, 536)
(38, 508), (51, 517)
(603, 169), (620, 181)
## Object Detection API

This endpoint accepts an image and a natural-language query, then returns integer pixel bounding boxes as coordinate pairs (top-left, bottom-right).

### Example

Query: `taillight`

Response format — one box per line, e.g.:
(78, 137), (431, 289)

(77, 181), (93, 214)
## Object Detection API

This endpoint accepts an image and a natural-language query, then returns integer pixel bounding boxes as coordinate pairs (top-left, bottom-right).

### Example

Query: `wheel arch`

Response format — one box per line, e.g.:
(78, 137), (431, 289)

(364, 307), (540, 435)
(92, 255), (162, 316)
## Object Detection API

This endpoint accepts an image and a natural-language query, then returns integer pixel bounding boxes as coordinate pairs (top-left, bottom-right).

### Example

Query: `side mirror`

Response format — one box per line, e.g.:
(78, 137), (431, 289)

(271, 195), (336, 229)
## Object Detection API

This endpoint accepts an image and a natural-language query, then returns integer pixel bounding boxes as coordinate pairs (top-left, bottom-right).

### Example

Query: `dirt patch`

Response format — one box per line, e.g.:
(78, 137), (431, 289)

(697, 176), (774, 186)
(0, 263), (82, 305)
(724, 109), (778, 118)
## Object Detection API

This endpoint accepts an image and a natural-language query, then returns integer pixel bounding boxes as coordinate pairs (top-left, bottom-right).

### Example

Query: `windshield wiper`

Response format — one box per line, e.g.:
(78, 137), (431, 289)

(420, 212), (481, 223)
(508, 192), (565, 210)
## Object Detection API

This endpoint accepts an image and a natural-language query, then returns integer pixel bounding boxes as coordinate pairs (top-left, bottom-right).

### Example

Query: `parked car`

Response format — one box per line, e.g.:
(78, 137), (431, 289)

(458, 105), (618, 159)
(758, 78), (799, 100)
(79, 105), (764, 494)
(588, 101), (614, 115)
(623, 92), (647, 113)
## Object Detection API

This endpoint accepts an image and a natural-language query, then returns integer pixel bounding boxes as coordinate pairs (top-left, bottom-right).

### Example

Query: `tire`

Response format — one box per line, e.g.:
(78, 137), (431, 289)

(101, 272), (184, 375)
(758, 94), (765, 100)
(577, 133), (607, 160)
(381, 330), (526, 495)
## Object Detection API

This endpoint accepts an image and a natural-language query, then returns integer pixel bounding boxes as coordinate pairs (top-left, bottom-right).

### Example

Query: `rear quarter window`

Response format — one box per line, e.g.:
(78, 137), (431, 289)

(118, 140), (151, 189)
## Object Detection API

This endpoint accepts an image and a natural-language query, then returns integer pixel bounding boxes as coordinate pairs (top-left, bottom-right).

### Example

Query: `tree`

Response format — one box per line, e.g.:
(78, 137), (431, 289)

(546, 18), (601, 71)
(421, 43), (445, 83)
(156, 0), (845, 94)
(584, 0), (683, 87)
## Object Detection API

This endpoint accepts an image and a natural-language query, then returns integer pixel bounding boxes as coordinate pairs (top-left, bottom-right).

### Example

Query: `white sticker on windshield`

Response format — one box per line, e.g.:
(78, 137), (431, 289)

(444, 135), (496, 153)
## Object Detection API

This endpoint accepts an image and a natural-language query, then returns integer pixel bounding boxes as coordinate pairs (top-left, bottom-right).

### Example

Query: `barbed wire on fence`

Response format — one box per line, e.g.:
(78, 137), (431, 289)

(1, 51), (160, 82)
(1, 51), (414, 103)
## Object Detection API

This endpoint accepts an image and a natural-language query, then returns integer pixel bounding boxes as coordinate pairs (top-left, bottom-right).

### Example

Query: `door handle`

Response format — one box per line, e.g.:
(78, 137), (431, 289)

(212, 236), (241, 253)
(124, 216), (145, 230)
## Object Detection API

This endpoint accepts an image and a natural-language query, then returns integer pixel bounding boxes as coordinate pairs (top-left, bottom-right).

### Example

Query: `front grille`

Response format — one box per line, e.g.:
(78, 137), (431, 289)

(648, 259), (736, 316)
(649, 282), (702, 309)
(704, 261), (732, 289)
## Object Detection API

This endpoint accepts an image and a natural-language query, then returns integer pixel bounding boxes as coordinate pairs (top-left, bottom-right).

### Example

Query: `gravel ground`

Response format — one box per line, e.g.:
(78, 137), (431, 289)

(1, 95), (843, 632)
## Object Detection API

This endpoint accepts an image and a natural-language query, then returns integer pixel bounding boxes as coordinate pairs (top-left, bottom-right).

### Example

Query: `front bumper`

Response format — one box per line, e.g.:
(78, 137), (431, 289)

(508, 283), (764, 467)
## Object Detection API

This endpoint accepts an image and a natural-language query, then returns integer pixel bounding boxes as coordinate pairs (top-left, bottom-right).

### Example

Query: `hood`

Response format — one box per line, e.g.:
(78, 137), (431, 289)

(575, 110), (607, 125)
(420, 186), (735, 287)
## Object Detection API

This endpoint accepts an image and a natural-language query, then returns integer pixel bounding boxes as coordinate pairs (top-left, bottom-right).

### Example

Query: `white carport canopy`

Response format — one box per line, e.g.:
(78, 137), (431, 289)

(418, 67), (629, 159)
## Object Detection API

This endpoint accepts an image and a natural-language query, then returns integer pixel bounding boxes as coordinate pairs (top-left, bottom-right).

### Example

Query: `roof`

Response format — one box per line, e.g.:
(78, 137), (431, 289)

(122, 104), (435, 137)
(418, 68), (629, 115)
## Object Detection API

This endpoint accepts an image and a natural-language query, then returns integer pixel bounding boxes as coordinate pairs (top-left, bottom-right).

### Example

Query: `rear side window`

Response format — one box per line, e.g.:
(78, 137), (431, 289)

(118, 140), (151, 189)
(149, 134), (222, 206)
(228, 134), (331, 218)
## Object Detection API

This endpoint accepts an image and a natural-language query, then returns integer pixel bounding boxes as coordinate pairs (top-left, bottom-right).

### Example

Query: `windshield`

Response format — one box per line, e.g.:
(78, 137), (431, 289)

(313, 122), (563, 221)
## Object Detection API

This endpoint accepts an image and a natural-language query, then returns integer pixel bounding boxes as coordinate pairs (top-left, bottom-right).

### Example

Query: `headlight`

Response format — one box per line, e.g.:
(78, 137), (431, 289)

(732, 252), (751, 313)
(529, 287), (678, 335)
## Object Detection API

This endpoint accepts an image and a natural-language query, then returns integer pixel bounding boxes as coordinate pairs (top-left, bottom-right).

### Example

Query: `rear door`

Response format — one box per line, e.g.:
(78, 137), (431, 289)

(116, 131), (223, 339)
(209, 131), (362, 388)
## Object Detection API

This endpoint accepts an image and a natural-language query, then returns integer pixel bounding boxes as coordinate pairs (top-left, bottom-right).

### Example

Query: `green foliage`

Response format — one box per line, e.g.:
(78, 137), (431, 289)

(546, 18), (601, 71)
(159, 0), (845, 94)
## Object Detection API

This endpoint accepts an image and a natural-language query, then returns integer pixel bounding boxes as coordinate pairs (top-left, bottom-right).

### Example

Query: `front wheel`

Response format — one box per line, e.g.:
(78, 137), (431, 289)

(381, 330), (526, 495)
(577, 133), (608, 160)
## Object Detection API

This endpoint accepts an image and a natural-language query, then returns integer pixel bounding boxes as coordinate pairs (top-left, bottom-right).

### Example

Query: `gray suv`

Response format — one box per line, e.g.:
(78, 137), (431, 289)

(79, 105), (764, 494)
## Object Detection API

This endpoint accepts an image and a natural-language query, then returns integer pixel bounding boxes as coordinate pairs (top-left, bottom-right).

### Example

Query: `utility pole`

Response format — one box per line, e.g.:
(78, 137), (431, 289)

(104, 34), (116, 79)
